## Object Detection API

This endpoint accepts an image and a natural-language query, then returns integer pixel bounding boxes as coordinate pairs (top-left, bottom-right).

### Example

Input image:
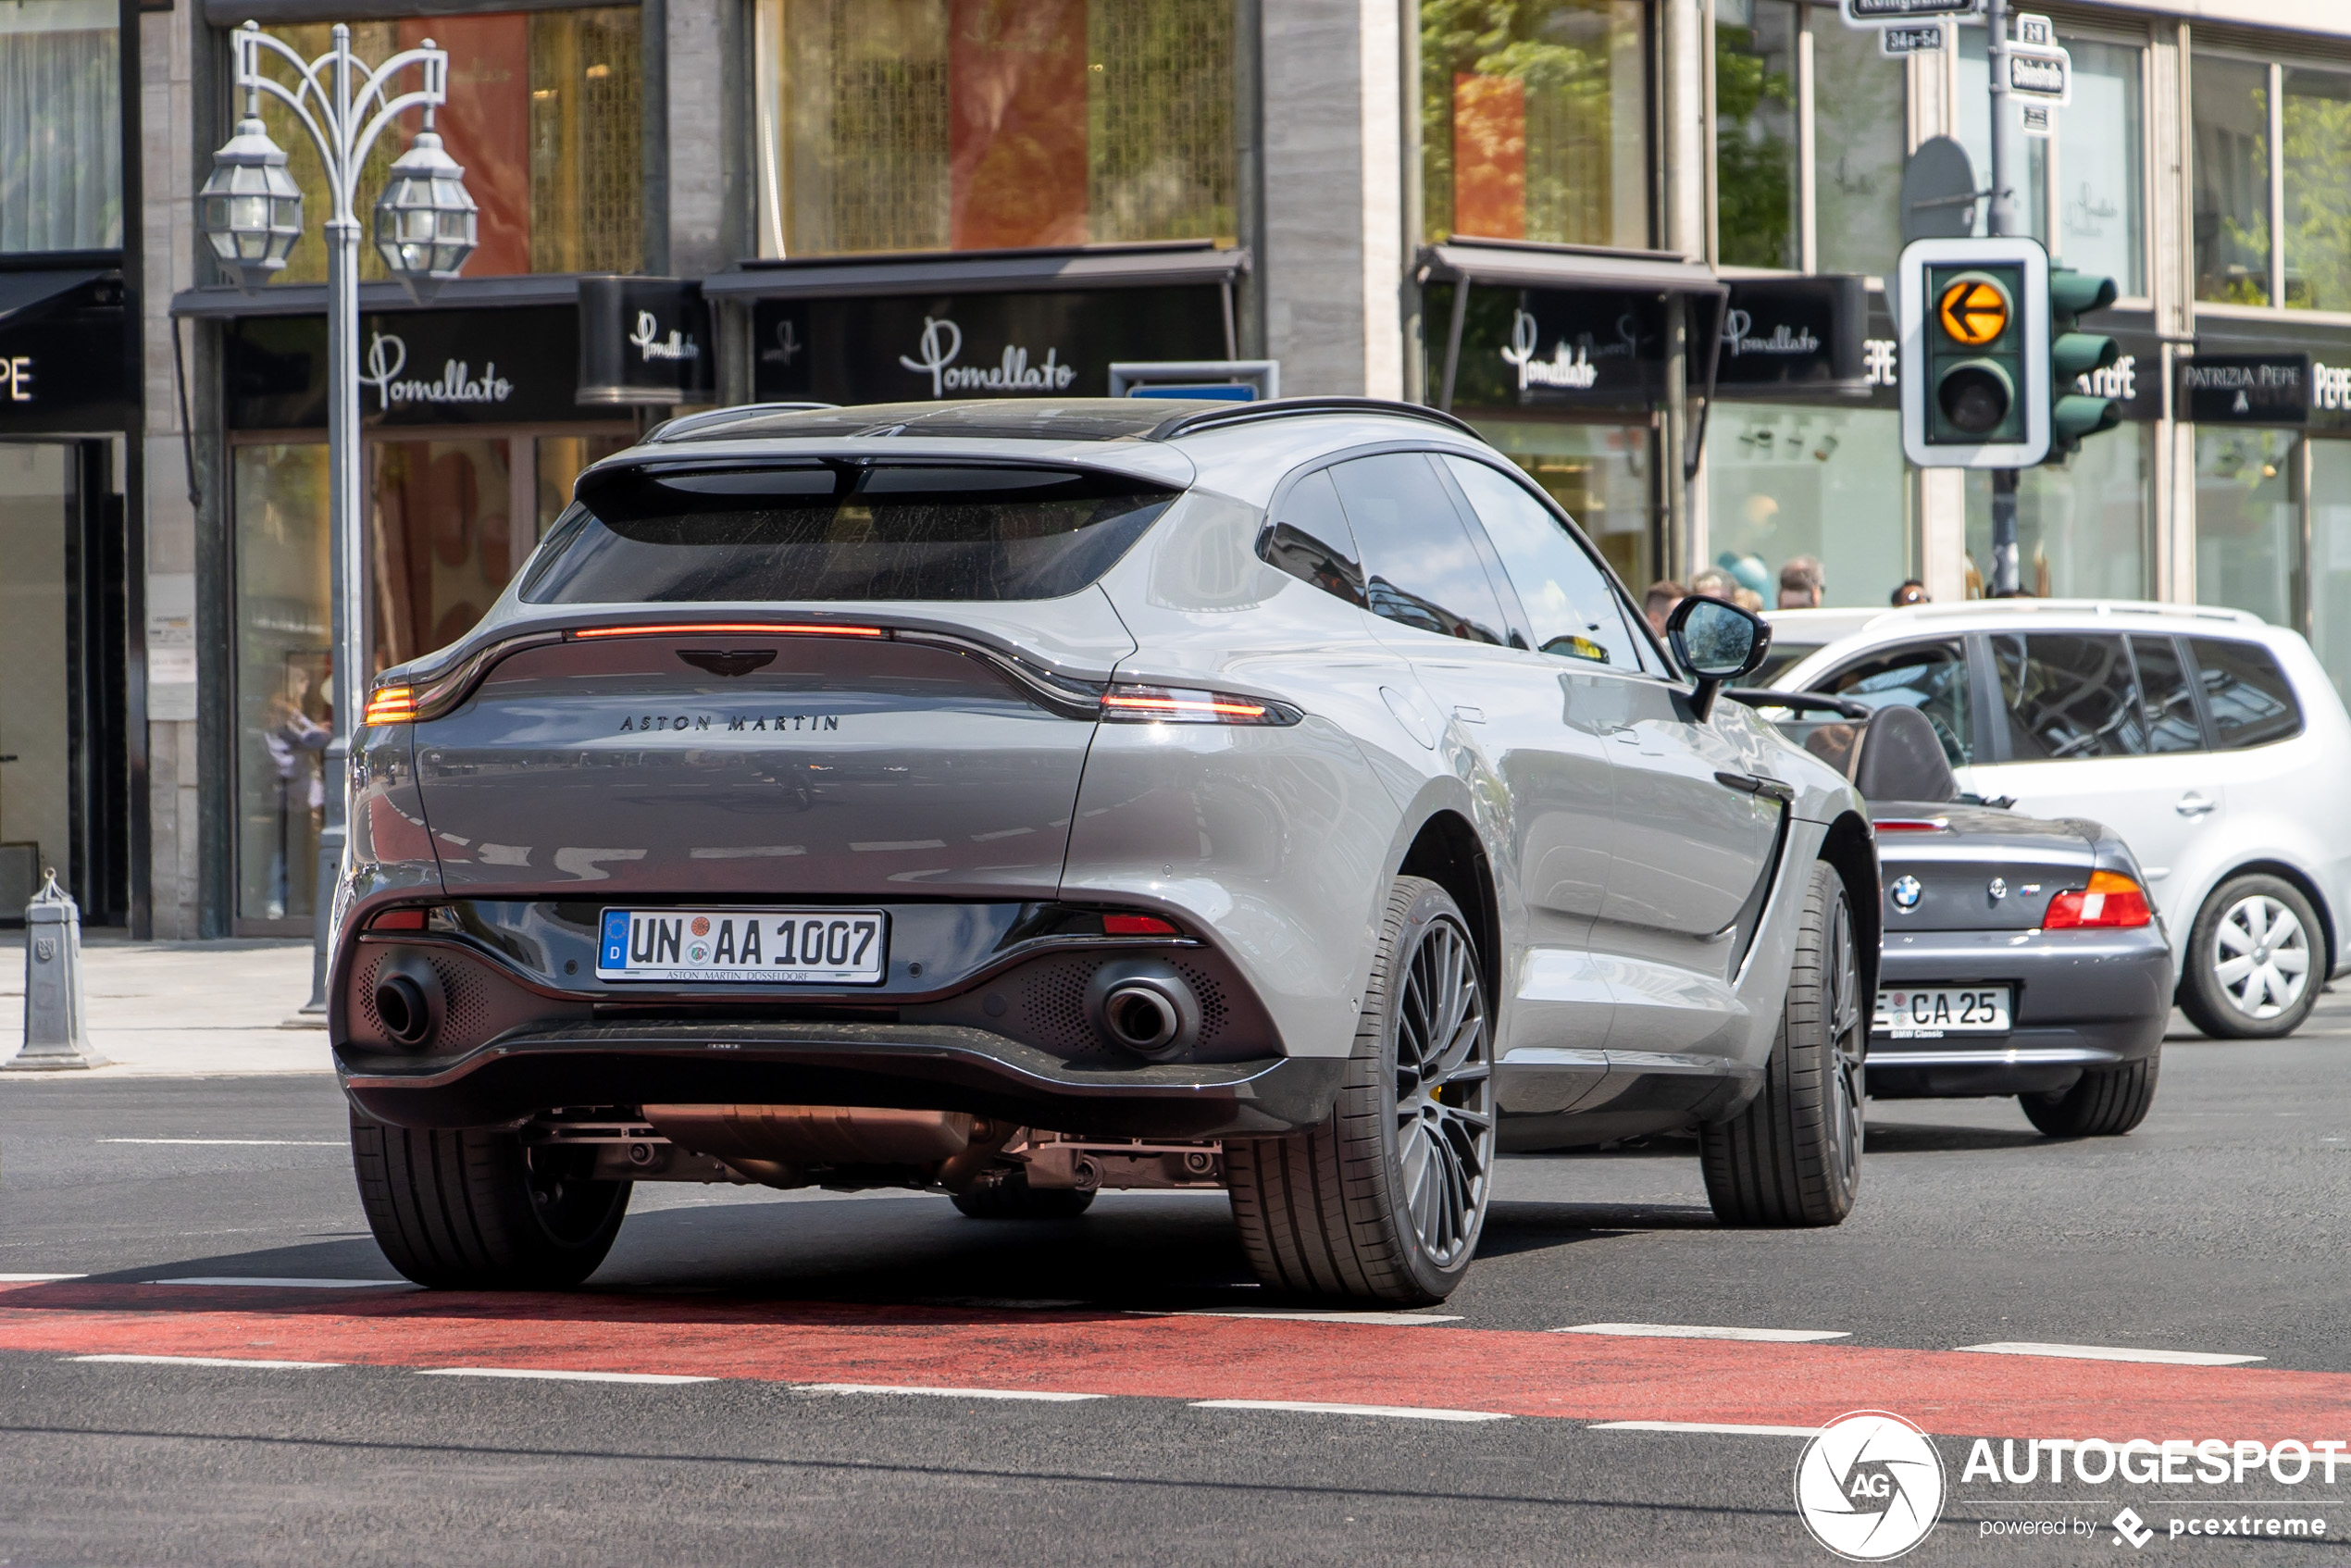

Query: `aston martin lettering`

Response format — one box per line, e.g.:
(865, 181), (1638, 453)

(616, 713), (843, 732)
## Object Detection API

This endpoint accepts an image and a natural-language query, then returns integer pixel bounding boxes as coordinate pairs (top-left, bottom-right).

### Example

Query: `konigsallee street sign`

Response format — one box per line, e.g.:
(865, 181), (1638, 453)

(1843, 0), (1980, 25)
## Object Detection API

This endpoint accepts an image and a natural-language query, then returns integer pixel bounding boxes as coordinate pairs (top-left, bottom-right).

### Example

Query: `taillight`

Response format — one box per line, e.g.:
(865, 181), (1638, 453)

(367, 907), (429, 931)
(363, 685), (417, 726)
(2044, 870), (2152, 930)
(1099, 683), (1300, 726)
(572, 622), (886, 640)
(1103, 914), (1180, 936)
(1874, 817), (1947, 833)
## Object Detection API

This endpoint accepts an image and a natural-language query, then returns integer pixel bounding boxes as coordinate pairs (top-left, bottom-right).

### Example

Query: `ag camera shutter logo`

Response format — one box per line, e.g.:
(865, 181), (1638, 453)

(1796, 1411), (1947, 1561)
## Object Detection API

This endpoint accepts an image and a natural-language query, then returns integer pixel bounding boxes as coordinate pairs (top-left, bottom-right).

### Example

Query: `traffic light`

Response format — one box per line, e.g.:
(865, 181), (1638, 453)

(2046, 266), (2121, 463)
(1899, 237), (2051, 468)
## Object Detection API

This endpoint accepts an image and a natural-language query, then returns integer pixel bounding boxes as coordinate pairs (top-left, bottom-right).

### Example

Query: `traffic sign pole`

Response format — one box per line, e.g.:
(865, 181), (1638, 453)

(1984, 0), (2022, 595)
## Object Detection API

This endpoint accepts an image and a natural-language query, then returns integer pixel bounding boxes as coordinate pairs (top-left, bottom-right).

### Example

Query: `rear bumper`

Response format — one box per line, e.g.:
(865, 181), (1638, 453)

(337, 1023), (1345, 1139)
(1868, 926), (2171, 1099)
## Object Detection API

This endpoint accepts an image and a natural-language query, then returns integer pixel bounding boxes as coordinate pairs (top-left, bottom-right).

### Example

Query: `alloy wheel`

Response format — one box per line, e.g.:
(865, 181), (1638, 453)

(2212, 893), (2311, 1020)
(1390, 915), (1494, 1269)
(1823, 890), (1867, 1186)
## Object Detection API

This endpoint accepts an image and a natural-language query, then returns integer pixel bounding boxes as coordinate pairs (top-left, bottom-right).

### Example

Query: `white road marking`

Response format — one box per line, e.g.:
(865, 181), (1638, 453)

(1588, 1420), (1823, 1437)
(0, 1273), (85, 1282)
(145, 1276), (414, 1289)
(417, 1368), (716, 1385)
(1191, 1399), (1510, 1423)
(1155, 1310), (1463, 1325)
(794, 1384), (1105, 1402)
(1555, 1323), (1850, 1343)
(70, 1353), (344, 1369)
(100, 1139), (344, 1147)
(1955, 1341), (2264, 1366)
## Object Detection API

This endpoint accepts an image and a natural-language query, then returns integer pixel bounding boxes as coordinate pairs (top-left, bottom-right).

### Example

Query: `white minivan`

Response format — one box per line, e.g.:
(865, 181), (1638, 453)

(1769, 599), (2351, 1039)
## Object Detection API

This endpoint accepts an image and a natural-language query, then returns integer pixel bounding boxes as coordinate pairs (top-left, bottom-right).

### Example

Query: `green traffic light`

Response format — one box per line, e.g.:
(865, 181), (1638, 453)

(2052, 331), (2120, 380)
(2048, 268), (2119, 317)
(2042, 267), (2121, 467)
(2052, 393), (2121, 442)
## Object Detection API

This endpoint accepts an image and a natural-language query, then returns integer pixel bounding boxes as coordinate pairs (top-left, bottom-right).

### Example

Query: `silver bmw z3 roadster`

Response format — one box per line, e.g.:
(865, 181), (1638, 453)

(336, 397), (1879, 1304)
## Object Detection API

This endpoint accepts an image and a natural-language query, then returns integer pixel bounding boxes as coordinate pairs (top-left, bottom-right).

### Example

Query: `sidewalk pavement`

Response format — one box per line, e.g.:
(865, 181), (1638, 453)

(0, 933), (332, 1076)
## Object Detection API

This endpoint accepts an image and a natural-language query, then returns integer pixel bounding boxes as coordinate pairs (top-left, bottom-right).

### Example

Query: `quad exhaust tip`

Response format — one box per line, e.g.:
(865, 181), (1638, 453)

(1086, 960), (1200, 1060)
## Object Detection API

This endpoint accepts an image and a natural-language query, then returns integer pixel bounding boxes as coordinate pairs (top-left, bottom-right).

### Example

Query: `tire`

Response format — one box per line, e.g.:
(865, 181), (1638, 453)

(349, 1110), (630, 1289)
(1225, 876), (1496, 1306)
(950, 1169), (1096, 1219)
(2178, 874), (2323, 1039)
(1699, 860), (1864, 1228)
(2019, 1053), (2158, 1137)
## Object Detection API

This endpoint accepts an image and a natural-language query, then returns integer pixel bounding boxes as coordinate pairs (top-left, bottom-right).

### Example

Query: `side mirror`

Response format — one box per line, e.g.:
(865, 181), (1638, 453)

(1667, 595), (1773, 721)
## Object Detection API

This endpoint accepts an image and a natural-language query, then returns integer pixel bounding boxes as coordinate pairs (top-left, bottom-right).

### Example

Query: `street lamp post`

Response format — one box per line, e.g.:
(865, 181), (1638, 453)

(201, 21), (476, 1006)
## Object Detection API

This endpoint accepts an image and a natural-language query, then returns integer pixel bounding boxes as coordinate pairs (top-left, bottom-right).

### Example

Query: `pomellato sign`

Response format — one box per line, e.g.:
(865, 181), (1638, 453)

(226, 305), (600, 429)
(359, 331), (513, 414)
(578, 276), (713, 406)
(899, 316), (1076, 397)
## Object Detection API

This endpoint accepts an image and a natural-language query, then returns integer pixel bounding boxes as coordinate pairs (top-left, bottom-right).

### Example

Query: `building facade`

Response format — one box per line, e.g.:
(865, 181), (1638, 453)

(0, 0), (2342, 933)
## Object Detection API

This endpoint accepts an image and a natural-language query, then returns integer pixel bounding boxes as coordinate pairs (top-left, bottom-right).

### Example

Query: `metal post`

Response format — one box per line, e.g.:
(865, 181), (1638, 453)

(1984, 0), (2022, 596)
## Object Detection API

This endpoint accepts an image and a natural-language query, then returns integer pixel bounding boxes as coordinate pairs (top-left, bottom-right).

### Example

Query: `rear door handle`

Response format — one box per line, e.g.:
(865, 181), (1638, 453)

(2176, 792), (2217, 817)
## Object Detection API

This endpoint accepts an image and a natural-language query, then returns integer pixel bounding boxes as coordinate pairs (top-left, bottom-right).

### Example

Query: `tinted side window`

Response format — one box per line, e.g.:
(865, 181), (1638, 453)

(1440, 456), (1641, 668)
(1328, 454), (1511, 646)
(2190, 638), (2304, 749)
(1261, 468), (1365, 606)
(1993, 633), (2146, 759)
(2127, 635), (2204, 753)
(1815, 640), (1973, 765)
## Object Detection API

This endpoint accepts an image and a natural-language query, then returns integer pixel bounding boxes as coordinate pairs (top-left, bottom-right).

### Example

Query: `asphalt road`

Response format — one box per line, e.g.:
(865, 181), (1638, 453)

(1, 1002), (2347, 1566)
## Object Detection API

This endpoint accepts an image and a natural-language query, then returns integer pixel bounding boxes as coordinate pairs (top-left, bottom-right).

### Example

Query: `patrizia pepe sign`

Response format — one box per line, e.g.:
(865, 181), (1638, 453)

(899, 316), (1076, 397)
(359, 331), (513, 414)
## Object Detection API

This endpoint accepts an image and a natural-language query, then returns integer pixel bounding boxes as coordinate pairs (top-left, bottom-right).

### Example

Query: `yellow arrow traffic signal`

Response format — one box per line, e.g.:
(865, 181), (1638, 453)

(1936, 277), (2010, 346)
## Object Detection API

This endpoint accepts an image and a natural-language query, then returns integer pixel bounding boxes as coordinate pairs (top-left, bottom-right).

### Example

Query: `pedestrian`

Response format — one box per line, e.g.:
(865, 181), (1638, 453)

(1643, 579), (1685, 632)
(1689, 566), (1736, 602)
(1734, 586), (1768, 614)
(1891, 579), (1928, 606)
(1777, 555), (1824, 609)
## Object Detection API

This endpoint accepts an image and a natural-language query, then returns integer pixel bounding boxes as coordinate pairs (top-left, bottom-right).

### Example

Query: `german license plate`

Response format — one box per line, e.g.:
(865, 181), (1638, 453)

(597, 909), (888, 985)
(1872, 986), (2011, 1038)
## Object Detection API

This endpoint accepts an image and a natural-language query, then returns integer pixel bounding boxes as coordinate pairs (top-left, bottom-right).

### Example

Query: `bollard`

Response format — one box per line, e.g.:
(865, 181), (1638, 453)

(6, 869), (106, 1071)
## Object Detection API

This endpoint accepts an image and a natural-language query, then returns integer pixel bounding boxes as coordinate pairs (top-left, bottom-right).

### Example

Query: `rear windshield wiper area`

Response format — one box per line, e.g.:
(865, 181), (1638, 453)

(519, 461), (1181, 604)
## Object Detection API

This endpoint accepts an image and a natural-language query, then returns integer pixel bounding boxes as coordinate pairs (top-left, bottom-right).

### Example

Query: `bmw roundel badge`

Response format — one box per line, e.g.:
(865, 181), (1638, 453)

(1890, 876), (1922, 912)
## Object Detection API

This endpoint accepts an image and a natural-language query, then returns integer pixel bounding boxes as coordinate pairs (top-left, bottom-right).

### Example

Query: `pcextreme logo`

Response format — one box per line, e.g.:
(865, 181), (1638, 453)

(1796, 1411), (1947, 1561)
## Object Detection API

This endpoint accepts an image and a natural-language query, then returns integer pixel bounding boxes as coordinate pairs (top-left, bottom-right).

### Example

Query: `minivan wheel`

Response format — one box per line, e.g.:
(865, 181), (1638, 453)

(2019, 1053), (2159, 1138)
(2180, 875), (2322, 1039)
(349, 1110), (629, 1289)
(1226, 876), (1496, 1305)
(1699, 860), (1864, 1227)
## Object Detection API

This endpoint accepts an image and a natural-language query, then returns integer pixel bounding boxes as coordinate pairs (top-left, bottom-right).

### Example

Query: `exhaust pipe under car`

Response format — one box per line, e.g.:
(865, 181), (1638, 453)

(1085, 960), (1201, 1060)
(370, 955), (442, 1046)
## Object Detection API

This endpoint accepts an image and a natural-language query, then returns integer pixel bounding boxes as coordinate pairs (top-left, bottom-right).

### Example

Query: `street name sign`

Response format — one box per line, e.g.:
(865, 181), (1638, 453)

(1881, 23), (1945, 55)
(1843, 0), (1978, 25)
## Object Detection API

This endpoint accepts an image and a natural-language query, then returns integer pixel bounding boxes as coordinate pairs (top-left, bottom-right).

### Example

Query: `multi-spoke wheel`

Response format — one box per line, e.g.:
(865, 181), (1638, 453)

(1699, 859), (1865, 1227)
(1226, 877), (1496, 1304)
(2180, 874), (2323, 1040)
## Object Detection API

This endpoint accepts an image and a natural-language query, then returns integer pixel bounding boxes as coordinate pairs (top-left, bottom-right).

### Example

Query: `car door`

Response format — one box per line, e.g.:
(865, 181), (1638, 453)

(1963, 630), (2219, 919)
(1432, 454), (1772, 1064)
(1325, 451), (1617, 1084)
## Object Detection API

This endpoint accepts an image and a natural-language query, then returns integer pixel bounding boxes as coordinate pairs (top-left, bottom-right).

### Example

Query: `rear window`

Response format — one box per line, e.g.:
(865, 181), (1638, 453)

(2190, 637), (2303, 749)
(519, 462), (1179, 604)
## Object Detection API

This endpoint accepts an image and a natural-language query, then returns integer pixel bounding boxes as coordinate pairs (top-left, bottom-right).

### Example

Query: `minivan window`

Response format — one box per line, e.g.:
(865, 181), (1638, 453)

(519, 463), (1179, 603)
(2127, 635), (2204, 753)
(1814, 640), (1973, 765)
(2190, 638), (2304, 749)
(1440, 456), (1641, 668)
(1994, 633), (2147, 759)
(1328, 454), (1511, 646)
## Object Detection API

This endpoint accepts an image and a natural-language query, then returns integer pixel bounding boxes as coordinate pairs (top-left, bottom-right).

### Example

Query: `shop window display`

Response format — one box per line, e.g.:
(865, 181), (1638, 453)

(2194, 429), (2300, 631)
(1965, 427), (2150, 601)
(755, 0), (1235, 256)
(1707, 405), (1906, 611)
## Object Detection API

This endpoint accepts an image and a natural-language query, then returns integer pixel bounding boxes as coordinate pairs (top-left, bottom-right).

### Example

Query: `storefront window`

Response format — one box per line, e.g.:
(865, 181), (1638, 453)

(1471, 418), (1652, 591)
(2194, 428), (2300, 629)
(1715, 0), (1798, 271)
(1707, 405), (1906, 609)
(0, 444), (71, 912)
(2057, 40), (2145, 298)
(755, 0), (1236, 257)
(2283, 67), (2351, 313)
(2307, 441), (2351, 705)
(1964, 428), (2151, 600)
(1810, 18), (1905, 280)
(0, 0), (119, 253)
(257, 8), (642, 284)
(234, 444), (332, 924)
(1421, 0), (1648, 251)
(2194, 56), (2272, 306)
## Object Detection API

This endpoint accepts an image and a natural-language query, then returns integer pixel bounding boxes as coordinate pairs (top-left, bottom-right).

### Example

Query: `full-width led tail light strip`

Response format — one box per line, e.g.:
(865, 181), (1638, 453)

(1099, 683), (1300, 726)
(2044, 870), (2153, 930)
(572, 623), (886, 640)
(363, 687), (417, 726)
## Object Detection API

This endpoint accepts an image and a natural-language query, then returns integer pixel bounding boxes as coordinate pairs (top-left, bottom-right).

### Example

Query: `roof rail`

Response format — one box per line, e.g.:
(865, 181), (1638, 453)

(1144, 395), (1485, 442)
(646, 403), (840, 442)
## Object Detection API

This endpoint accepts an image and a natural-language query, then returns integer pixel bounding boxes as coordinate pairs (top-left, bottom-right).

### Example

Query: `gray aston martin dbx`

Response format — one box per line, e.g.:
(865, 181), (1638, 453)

(335, 397), (1879, 1304)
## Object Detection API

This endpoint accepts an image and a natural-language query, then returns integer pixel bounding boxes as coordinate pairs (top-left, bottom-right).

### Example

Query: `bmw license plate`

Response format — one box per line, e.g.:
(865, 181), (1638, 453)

(1872, 986), (2011, 1038)
(597, 909), (888, 985)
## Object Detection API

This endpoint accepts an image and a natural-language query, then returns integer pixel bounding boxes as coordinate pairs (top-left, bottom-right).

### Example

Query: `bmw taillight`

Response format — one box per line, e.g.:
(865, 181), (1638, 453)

(2044, 871), (2152, 930)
